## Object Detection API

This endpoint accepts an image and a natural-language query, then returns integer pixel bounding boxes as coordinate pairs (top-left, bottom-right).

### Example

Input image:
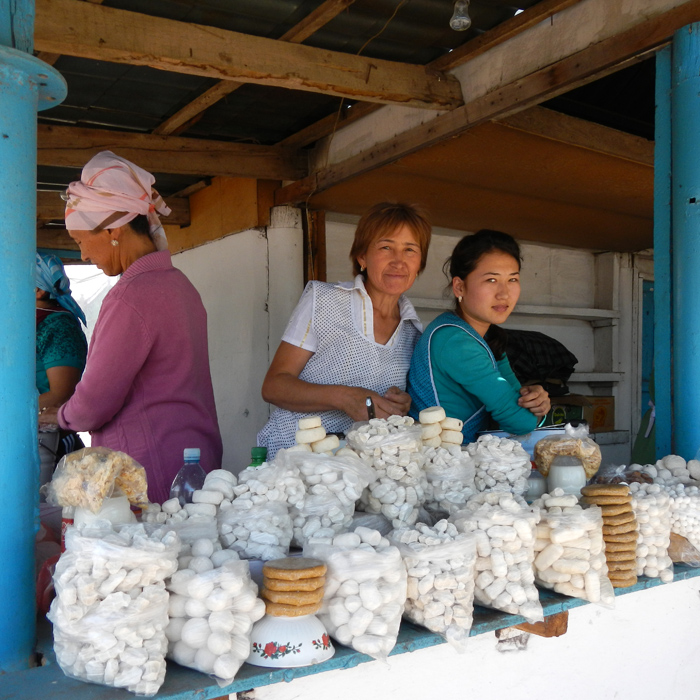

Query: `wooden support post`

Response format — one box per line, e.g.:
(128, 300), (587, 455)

(515, 610), (569, 638)
(303, 209), (326, 284)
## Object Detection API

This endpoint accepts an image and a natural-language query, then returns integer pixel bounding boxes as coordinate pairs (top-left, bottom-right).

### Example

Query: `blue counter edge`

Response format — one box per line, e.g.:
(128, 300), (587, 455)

(4, 565), (699, 700)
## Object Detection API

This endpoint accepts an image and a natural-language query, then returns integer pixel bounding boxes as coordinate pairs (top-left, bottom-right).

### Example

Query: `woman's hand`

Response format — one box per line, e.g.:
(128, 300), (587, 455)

(342, 386), (412, 421)
(38, 406), (60, 427)
(518, 385), (551, 417)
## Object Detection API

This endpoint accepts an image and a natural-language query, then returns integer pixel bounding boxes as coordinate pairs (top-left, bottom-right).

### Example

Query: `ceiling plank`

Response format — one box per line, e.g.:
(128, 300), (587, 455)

(430, 0), (584, 72)
(153, 0), (355, 137)
(37, 190), (191, 225)
(37, 226), (79, 251)
(276, 0), (696, 205)
(497, 106), (654, 166)
(275, 0), (583, 149)
(35, 0), (462, 110)
(38, 124), (307, 180)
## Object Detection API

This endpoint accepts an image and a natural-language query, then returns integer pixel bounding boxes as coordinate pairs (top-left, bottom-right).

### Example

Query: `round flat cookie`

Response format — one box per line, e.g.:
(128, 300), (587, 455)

(581, 484), (630, 497)
(603, 531), (638, 543)
(607, 560), (637, 573)
(610, 575), (637, 588)
(263, 557), (327, 581)
(261, 587), (325, 606)
(604, 541), (638, 553)
(599, 503), (634, 517)
(603, 511), (636, 526)
(263, 576), (325, 592)
(265, 600), (322, 617)
(603, 521), (638, 536)
(606, 550), (637, 562)
(582, 495), (632, 506)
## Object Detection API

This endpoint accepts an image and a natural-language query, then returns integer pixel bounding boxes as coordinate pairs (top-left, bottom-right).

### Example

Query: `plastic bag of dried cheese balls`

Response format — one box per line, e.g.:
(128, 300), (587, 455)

(166, 558), (265, 686)
(304, 527), (407, 661)
(450, 492), (543, 623)
(422, 445), (476, 517)
(49, 522), (179, 696)
(290, 491), (354, 547)
(232, 458), (305, 508)
(217, 500), (292, 561)
(628, 482), (674, 583)
(530, 489), (615, 607)
(276, 448), (376, 516)
(391, 521), (478, 652)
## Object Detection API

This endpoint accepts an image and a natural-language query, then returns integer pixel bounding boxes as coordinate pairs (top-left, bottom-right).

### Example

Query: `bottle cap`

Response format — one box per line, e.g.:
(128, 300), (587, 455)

(184, 448), (201, 460)
(251, 447), (267, 462)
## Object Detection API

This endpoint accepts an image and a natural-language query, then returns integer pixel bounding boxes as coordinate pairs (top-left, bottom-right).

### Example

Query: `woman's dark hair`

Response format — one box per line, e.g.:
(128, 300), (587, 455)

(128, 214), (150, 237)
(443, 229), (522, 359)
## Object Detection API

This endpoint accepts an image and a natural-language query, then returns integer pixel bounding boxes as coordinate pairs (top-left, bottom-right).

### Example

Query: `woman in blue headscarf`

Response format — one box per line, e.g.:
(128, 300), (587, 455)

(36, 252), (88, 475)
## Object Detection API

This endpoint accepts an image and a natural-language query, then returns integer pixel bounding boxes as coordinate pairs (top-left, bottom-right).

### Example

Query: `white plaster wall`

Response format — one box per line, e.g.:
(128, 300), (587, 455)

(253, 577), (700, 700)
(172, 230), (272, 474)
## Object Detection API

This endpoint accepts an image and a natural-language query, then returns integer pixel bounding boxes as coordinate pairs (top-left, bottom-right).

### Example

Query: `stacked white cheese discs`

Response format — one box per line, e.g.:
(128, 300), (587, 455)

(166, 558), (266, 684)
(305, 527), (408, 661)
(451, 492), (543, 623)
(293, 415), (340, 455)
(466, 434), (531, 496)
(347, 416), (428, 529)
(218, 501), (292, 561)
(232, 461), (305, 509)
(530, 489), (614, 605)
(628, 482), (674, 582)
(49, 522), (180, 695)
(392, 520), (477, 650)
(422, 444), (476, 516)
(418, 407), (465, 449)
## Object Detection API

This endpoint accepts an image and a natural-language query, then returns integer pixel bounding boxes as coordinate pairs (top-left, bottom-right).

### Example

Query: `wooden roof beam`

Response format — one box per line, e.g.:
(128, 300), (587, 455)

(35, 0), (462, 110)
(37, 124), (307, 180)
(37, 190), (191, 225)
(276, 0), (694, 205)
(153, 0), (356, 137)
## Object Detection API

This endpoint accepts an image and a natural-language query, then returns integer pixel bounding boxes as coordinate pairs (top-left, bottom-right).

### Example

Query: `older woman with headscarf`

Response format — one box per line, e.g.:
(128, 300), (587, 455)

(39, 151), (223, 503)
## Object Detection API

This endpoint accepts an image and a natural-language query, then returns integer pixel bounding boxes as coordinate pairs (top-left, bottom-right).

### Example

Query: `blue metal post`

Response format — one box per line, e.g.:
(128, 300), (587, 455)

(0, 0), (66, 672)
(654, 47), (673, 458)
(672, 24), (700, 460)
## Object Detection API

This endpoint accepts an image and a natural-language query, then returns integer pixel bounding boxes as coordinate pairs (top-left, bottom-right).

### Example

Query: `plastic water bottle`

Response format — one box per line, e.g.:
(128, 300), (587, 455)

(170, 448), (206, 506)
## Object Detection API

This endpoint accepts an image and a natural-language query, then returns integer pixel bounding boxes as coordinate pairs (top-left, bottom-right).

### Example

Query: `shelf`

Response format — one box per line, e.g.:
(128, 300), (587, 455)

(409, 298), (619, 321)
(592, 430), (629, 445)
(569, 372), (624, 383)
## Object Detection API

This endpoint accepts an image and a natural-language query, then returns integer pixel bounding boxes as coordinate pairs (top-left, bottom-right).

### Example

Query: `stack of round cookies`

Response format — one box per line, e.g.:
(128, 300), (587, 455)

(580, 484), (638, 589)
(261, 557), (327, 616)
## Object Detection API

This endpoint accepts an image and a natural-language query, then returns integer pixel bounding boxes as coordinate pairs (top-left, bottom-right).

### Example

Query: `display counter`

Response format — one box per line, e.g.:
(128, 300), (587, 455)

(5, 565), (699, 700)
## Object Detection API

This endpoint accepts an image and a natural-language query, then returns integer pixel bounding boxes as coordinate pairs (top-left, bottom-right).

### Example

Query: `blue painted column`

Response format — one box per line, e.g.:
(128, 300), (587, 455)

(0, 0), (66, 672)
(671, 24), (700, 460)
(654, 47), (673, 458)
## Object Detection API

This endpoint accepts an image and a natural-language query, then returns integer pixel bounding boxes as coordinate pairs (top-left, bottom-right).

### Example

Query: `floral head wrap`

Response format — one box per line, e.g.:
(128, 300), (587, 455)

(35, 252), (87, 326)
(64, 151), (171, 251)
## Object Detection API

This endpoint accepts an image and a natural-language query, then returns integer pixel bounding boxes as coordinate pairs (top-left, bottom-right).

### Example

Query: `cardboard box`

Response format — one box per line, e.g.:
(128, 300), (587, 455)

(544, 395), (615, 433)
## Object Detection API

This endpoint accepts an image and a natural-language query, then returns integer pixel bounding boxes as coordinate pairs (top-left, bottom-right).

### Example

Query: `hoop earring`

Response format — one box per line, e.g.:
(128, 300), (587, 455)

(111, 239), (119, 247)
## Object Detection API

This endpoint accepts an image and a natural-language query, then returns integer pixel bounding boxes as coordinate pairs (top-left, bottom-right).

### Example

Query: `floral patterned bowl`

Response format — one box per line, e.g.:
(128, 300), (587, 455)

(247, 613), (335, 668)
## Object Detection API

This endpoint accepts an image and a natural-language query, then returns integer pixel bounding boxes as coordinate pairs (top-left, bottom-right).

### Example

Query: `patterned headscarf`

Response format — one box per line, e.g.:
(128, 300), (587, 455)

(35, 252), (87, 326)
(64, 151), (171, 251)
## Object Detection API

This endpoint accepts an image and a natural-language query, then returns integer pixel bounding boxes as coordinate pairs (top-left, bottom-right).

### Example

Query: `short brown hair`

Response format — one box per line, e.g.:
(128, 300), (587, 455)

(349, 202), (432, 277)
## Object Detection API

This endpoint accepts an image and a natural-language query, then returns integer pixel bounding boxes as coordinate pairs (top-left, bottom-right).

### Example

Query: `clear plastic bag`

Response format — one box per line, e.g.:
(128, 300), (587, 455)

(350, 512), (393, 536)
(423, 446), (476, 516)
(630, 482), (674, 582)
(392, 529), (477, 652)
(534, 423), (602, 480)
(218, 501), (292, 560)
(532, 506), (615, 607)
(166, 559), (265, 687)
(304, 529), (407, 662)
(467, 435), (531, 496)
(668, 533), (700, 567)
(44, 447), (149, 513)
(290, 492), (353, 547)
(450, 493), (543, 623)
(233, 460), (305, 508)
(48, 522), (180, 696)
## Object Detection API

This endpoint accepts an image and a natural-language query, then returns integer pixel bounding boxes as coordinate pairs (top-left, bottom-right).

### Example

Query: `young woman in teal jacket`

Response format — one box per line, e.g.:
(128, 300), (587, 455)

(407, 230), (550, 443)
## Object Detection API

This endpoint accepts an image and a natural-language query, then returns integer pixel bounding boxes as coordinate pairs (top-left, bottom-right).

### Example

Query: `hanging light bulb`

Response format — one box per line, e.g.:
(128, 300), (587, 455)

(450, 0), (472, 31)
